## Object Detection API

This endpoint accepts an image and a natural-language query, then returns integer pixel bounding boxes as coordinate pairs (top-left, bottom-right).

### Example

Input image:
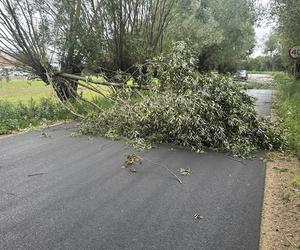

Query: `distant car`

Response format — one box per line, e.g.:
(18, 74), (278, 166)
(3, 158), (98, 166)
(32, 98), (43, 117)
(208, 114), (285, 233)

(234, 70), (248, 81)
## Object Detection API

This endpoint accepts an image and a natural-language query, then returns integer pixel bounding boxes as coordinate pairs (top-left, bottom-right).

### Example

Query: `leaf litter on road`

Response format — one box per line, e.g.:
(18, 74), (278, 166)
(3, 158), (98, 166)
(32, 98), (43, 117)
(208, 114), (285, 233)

(178, 168), (192, 176)
(121, 154), (183, 184)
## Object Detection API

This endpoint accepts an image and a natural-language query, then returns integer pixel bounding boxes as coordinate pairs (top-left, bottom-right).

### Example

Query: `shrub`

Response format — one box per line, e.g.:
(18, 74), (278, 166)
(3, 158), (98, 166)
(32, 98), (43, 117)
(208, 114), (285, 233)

(0, 98), (71, 135)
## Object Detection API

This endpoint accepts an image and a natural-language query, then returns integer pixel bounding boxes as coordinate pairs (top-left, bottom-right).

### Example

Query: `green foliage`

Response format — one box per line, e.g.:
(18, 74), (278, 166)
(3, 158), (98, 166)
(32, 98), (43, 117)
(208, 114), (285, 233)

(241, 55), (286, 72)
(193, 0), (256, 72)
(80, 43), (287, 157)
(276, 73), (300, 155)
(0, 98), (71, 135)
(271, 0), (300, 66)
(282, 191), (291, 201)
(272, 167), (288, 173)
(291, 176), (300, 189)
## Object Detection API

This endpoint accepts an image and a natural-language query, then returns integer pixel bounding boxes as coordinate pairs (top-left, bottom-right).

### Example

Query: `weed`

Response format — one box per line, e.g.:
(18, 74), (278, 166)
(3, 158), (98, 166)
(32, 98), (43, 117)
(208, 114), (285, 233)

(282, 191), (291, 201)
(272, 167), (289, 173)
(291, 176), (300, 189)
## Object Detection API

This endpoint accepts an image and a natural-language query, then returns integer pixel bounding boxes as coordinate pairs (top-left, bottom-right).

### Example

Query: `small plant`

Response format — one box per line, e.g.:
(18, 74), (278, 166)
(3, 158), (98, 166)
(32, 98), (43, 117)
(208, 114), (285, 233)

(282, 191), (291, 201)
(272, 167), (289, 173)
(291, 176), (300, 189)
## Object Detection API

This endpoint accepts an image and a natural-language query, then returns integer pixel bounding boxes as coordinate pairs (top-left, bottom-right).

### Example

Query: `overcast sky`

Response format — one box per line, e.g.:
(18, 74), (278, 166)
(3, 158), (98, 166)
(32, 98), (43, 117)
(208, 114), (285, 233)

(251, 0), (276, 57)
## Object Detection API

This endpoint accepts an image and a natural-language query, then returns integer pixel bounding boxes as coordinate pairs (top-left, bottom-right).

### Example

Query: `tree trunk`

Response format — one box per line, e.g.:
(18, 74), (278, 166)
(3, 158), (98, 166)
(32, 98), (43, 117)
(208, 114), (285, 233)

(5, 68), (9, 82)
(52, 76), (78, 101)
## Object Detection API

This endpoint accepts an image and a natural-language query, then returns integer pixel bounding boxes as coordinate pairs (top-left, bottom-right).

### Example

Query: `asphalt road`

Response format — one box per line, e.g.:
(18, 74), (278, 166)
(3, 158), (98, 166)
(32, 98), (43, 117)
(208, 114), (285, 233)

(0, 123), (266, 250)
(247, 89), (273, 117)
(247, 74), (274, 84)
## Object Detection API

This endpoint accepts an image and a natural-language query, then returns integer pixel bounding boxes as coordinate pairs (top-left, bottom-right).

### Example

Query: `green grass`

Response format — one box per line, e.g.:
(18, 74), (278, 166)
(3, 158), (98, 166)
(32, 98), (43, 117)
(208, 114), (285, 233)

(0, 78), (54, 104)
(0, 77), (111, 104)
(0, 98), (72, 135)
(275, 73), (300, 155)
(0, 78), (114, 135)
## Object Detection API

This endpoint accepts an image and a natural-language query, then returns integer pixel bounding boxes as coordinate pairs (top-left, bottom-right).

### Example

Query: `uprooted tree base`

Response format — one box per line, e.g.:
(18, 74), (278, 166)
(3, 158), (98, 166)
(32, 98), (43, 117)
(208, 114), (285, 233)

(78, 43), (288, 157)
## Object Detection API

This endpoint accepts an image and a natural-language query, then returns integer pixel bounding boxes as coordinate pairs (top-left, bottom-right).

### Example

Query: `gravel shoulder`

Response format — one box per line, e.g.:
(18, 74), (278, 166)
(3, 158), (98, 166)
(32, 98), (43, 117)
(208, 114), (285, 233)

(260, 153), (300, 250)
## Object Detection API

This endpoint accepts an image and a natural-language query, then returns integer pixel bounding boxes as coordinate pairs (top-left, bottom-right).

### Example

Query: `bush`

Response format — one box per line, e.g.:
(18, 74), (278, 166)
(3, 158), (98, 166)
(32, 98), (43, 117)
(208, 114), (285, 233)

(80, 42), (287, 157)
(0, 98), (71, 135)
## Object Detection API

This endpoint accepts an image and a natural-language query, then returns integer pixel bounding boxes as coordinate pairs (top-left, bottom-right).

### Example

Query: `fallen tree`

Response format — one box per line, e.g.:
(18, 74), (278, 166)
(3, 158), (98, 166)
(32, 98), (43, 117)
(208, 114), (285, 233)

(80, 42), (287, 157)
(0, 0), (288, 156)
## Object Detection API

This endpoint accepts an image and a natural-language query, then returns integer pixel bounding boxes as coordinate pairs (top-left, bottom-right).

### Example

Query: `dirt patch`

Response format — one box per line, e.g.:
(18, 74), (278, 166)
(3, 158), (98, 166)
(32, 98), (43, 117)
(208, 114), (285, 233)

(260, 152), (300, 250)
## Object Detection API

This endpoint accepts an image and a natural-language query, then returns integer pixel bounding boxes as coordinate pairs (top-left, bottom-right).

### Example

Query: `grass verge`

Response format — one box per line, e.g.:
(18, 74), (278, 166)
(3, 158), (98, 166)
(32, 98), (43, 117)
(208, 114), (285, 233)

(275, 73), (300, 155)
(0, 98), (71, 135)
(0, 97), (113, 135)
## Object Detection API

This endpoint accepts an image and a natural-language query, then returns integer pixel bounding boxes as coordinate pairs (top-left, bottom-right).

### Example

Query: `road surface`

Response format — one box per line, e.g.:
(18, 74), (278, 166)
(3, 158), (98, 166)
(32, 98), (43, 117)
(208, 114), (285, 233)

(0, 123), (266, 250)
(247, 74), (274, 84)
(247, 89), (273, 117)
(0, 78), (272, 250)
(245, 73), (273, 117)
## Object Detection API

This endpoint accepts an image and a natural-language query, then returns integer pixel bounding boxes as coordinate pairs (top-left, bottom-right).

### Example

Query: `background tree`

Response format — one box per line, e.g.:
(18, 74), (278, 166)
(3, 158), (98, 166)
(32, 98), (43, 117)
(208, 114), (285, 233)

(271, 0), (300, 67)
(171, 0), (256, 72)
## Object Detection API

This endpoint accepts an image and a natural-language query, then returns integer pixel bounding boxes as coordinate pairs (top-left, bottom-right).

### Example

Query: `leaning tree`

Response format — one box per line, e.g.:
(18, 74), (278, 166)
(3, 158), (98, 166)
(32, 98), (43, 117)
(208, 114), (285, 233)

(0, 0), (87, 101)
(0, 0), (177, 103)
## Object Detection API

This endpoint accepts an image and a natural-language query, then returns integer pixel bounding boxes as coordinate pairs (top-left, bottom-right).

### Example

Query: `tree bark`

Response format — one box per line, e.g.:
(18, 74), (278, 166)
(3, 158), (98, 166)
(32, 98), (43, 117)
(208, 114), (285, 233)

(52, 76), (78, 101)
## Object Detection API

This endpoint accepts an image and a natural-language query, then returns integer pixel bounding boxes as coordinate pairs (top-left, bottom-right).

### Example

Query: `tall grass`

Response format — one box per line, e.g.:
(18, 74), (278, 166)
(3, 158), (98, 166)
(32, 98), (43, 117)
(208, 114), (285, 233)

(0, 97), (113, 135)
(275, 73), (300, 155)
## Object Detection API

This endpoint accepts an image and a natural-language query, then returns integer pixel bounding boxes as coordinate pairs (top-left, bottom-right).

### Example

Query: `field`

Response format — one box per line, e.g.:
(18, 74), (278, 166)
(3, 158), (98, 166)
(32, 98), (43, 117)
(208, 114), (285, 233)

(0, 77), (110, 104)
(0, 78), (54, 104)
(0, 77), (112, 135)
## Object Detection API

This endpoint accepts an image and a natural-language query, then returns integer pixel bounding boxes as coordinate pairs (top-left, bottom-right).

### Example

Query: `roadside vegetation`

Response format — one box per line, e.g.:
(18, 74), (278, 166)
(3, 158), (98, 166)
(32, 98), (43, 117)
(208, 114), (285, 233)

(0, 77), (113, 135)
(275, 73), (300, 156)
(0, 98), (70, 135)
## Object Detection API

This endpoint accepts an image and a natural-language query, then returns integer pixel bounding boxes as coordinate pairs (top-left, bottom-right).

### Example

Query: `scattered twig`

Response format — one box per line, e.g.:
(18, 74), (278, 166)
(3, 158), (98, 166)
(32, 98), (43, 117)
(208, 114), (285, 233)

(225, 155), (248, 166)
(123, 154), (143, 167)
(121, 154), (183, 184)
(283, 232), (299, 248)
(27, 173), (46, 177)
(178, 168), (192, 176)
(143, 157), (183, 184)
